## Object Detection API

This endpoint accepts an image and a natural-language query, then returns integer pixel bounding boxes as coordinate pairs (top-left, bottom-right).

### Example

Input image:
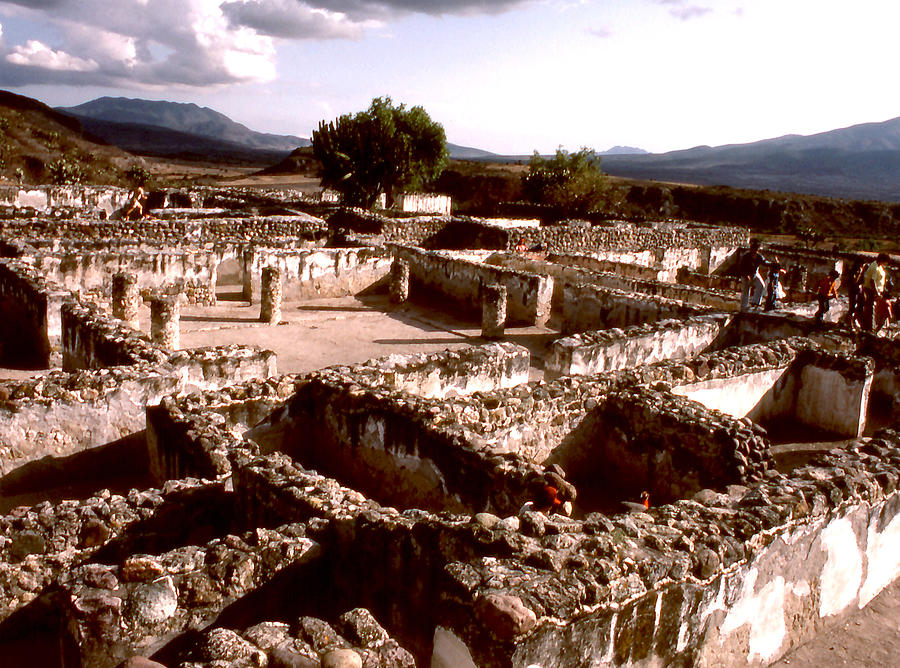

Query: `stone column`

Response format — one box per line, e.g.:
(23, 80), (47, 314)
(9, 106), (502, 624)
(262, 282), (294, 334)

(389, 259), (410, 304)
(111, 272), (140, 329)
(242, 246), (256, 303)
(260, 266), (282, 324)
(148, 295), (180, 351)
(482, 284), (507, 339)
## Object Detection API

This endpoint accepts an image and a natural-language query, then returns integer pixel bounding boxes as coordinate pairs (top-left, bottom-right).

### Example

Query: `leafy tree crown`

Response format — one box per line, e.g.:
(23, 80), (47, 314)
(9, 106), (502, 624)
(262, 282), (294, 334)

(312, 96), (448, 209)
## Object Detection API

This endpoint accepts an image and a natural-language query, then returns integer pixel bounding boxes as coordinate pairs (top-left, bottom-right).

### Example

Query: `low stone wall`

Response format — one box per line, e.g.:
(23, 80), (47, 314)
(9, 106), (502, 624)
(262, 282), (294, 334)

(793, 350), (874, 438)
(399, 192), (452, 215)
(562, 281), (711, 334)
(146, 374), (298, 483)
(172, 610), (415, 667)
(232, 423), (900, 668)
(546, 315), (729, 378)
(393, 246), (554, 326)
(497, 434), (900, 668)
(465, 339), (805, 463)
(678, 266), (743, 293)
(549, 384), (773, 505)
(59, 523), (321, 668)
(0, 259), (71, 366)
(348, 342), (530, 399)
(242, 246), (392, 302)
(32, 248), (219, 306)
(673, 348), (874, 439)
(61, 301), (168, 371)
(0, 185), (130, 215)
(505, 219), (747, 261)
(0, 213), (329, 247)
(549, 253), (673, 282)
(0, 365), (179, 477)
(254, 375), (542, 515)
(0, 344), (276, 478)
(0, 479), (231, 626)
(488, 253), (736, 315)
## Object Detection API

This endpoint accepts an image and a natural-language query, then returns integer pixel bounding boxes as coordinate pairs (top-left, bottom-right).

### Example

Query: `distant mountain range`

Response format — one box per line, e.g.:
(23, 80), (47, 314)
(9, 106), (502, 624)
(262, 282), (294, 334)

(57, 97), (308, 164)
(52, 95), (900, 202)
(56, 97), (512, 164)
(600, 118), (900, 202)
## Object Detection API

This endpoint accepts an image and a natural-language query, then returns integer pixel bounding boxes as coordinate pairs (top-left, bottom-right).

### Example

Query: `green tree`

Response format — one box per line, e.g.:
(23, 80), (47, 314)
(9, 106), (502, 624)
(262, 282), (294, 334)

(312, 97), (448, 209)
(522, 147), (608, 217)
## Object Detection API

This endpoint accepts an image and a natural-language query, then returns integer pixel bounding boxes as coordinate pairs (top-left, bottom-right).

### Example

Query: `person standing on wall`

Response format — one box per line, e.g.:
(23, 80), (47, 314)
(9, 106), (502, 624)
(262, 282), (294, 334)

(845, 259), (865, 329)
(861, 253), (890, 331)
(814, 269), (840, 324)
(764, 262), (784, 311)
(736, 238), (768, 311)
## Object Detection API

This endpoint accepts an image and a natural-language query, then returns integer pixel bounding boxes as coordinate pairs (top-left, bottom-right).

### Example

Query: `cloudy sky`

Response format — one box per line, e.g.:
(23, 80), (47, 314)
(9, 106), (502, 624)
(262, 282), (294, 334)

(0, 0), (896, 154)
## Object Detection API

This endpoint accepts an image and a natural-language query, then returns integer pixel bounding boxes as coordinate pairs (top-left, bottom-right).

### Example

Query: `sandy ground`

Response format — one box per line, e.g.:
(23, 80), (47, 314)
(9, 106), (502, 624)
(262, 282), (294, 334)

(168, 292), (556, 380)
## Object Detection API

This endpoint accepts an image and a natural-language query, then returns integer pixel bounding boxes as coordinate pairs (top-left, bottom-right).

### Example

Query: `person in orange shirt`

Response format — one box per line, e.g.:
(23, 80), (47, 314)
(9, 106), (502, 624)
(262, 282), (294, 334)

(814, 269), (840, 324)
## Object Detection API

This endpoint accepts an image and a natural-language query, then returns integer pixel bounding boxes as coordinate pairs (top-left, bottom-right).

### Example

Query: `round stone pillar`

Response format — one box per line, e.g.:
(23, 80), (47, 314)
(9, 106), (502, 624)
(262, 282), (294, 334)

(482, 283), (507, 339)
(111, 272), (140, 329)
(242, 246), (256, 303)
(390, 259), (410, 304)
(149, 295), (180, 351)
(260, 266), (282, 324)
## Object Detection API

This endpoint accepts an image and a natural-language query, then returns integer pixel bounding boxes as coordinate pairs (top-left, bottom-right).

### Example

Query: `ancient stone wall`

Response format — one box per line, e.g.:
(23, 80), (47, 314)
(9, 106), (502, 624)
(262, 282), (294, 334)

(502, 434), (900, 668)
(0, 479), (231, 627)
(393, 246), (553, 326)
(0, 366), (178, 477)
(0, 214), (328, 247)
(504, 219), (748, 257)
(0, 185), (131, 216)
(672, 348), (874, 439)
(59, 522), (321, 668)
(1, 344), (275, 478)
(399, 192), (452, 215)
(242, 246), (392, 302)
(32, 249), (219, 306)
(562, 281), (711, 334)
(549, 253), (672, 282)
(489, 253), (737, 318)
(0, 259), (70, 367)
(548, 384), (773, 505)
(61, 301), (167, 371)
(546, 315), (729, 378)
(678, 266), (743, 293)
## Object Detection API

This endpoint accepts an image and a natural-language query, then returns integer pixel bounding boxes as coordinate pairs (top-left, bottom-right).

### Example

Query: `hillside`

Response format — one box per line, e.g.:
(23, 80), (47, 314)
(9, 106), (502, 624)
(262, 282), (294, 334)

(58, 97), (308, 153)
(0, 90), (136, 186)
(601, 117), (900, 202)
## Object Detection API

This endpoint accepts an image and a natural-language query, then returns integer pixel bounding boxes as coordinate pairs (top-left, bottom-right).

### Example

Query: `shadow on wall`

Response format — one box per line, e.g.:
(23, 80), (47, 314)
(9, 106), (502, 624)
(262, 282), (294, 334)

(0, 294), (50, 369)
(0, 432), (151, 513)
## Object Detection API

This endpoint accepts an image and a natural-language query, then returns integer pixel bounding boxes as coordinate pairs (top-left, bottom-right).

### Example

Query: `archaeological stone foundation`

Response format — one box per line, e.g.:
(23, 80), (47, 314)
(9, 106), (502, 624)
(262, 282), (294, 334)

(0, 184), (898, 668)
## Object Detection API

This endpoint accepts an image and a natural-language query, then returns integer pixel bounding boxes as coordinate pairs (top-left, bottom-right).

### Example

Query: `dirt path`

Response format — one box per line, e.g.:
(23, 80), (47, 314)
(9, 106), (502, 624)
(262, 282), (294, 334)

(770, 577), (900, 667)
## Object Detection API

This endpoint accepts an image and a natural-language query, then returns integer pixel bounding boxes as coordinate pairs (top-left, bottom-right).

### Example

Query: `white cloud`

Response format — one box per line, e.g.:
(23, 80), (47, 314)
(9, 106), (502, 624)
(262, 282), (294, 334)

(6, 40), (98, 71)
(220, 0), (374, 39)
(0, 0), (535, 88)
(0, 0), (277, 87)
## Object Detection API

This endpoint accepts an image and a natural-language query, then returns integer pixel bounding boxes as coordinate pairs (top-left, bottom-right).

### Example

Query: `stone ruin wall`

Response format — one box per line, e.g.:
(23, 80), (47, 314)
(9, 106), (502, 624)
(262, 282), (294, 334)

(546, 314), (730, 378)
(562, 281), (713, 334)
(30, 248), (220, 307)
(486, 252), (737, 315)
(0, 187), (899, 667)
(393, 245), (554, 327)
(0, 258), (72, 366)
(119, 363), (900, 668)
(242, 246), (393, 303)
